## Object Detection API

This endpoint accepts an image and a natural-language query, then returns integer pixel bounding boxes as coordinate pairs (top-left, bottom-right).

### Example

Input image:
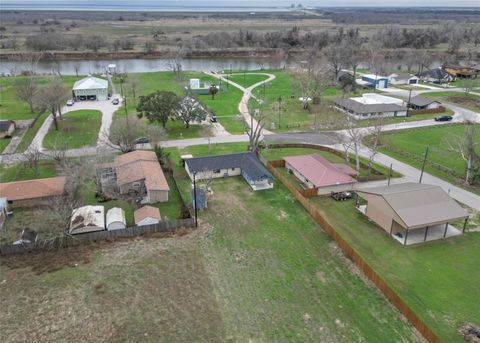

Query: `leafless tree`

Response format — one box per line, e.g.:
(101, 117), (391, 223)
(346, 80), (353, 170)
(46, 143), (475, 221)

(128, 74), (139, 105)
(14, 77), (38, 113)
(247, 104), (268, 152)
(34, 78), (69, 130)
(366, 117), (387, 176)
(291, 68), (326, 110)
(341, 114), (364, 172)
(463, 79), (479, 96)
(177, 94), (207, 128)
(166, 49), (184, 80)
(323, 44), (345, 81)
(47, 137), (70, 168)
(22, 145), (42, 176)
(106, 116), (143, 153)
(73, 63), (80, 77)
(445, 121), (479, 186)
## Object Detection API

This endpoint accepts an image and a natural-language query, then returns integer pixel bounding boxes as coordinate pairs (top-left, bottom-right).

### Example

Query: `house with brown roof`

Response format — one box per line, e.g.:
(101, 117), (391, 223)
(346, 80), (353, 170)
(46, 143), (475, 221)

(283, 154), (357, 195)
(97, 150), (170, 204)
(0, 176), (66, 208)
(355, 183), (469, 246)
(134, 205), (161, 226)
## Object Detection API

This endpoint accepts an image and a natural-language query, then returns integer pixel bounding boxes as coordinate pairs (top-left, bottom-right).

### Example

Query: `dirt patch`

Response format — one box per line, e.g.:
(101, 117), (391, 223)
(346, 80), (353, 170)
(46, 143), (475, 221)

(458, 323), (480, 343)
(447, 96), (480, 111)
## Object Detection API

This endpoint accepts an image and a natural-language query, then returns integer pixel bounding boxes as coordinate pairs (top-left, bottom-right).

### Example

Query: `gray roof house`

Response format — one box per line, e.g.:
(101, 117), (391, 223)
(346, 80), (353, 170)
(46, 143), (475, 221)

(417, 68), (455, 84)
(356, 183), (469, 245)
(185, 152), (273, 191)
(408, 96), (442, 110)
(334, 99), (408, 119)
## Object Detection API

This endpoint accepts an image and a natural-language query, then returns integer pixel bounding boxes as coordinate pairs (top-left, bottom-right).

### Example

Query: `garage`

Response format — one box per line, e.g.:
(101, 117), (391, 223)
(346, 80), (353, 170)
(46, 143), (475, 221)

(72, 75), (109, 101)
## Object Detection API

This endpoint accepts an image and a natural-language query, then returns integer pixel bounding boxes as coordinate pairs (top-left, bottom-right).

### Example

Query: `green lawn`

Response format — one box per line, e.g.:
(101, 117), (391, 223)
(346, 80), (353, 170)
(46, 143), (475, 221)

(376, 124), (480, 194)
(0, 75), (78, 121)
(227, 73), (270, 88)
(0, 160), (57, 182)
(167, 145), (419, 342)
(43, 110), (102, 149)
(0, 137), (11, 153)
(310, 197), (480, 343)
(112, 71), (245, 136)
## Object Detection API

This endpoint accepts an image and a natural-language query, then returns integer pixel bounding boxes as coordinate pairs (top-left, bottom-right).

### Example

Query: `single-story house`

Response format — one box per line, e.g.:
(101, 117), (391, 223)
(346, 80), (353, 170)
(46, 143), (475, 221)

(0, 120), (15, 138)
(134, 205), (161, 226)
(185, 152), (274, 191)
(443, 65), (477, 79)
(407, 96), (442, 110)
(334, 93), (408, 119)
(98, 150), (170, 204)
(360, 74), (389, 89)
(284, 154), (357, 195)
(13, 228), (38, 245)
(72, 75), (109, 101)
(0, 176), (66, 208)
(355, 183), (469, 246)
(417, 67), (455, 84)
(106, 207), (126, 231)
(388, 73), (419, 85)
(69, 205), (105, 235)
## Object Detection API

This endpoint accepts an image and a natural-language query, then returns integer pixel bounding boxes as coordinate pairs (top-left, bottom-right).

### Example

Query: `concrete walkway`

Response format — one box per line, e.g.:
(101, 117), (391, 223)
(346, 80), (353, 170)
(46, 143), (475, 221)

(207, 72), (276, 134)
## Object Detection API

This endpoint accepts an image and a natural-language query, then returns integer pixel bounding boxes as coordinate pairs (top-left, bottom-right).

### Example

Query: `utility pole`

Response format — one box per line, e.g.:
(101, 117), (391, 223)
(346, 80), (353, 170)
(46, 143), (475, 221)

(226, 74), (229, 89)
(263, 81), (266, 99)
(419, 146), (429, 184)
(387, 163), (393, 186)
(278, 95), (282, 129)
(193, 172), (198, 228)
(406, 89), (413, 117)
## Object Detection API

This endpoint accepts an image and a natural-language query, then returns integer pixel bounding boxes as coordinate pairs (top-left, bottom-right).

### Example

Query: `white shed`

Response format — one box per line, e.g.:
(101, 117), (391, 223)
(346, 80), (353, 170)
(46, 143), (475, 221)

(72, 76), (109, 101)
(69, 205), (105, 235)
(134, 205), (161, 226)
(106, 207), (126, 231)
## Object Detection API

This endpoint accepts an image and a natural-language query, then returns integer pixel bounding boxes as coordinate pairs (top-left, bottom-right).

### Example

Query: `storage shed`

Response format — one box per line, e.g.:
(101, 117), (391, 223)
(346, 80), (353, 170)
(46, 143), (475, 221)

(134, 205), (161, 226)
(72, 76), (108, 101)
(106, 207), (126, 231)
(361, 74), (389, 89)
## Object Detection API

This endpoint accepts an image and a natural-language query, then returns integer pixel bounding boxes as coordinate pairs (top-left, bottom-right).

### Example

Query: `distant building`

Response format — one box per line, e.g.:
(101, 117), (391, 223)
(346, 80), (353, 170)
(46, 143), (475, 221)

(388, 73), (419, 85)
(185, 152), (273, 191)
(284, 154), (357, 195)
(443, 65), (477, 79)
(359, 74), (389, 89)
(408, 96), (442, 110)
(334, 93), (408, 119)
(0, 120), (15, 138)
(188, 78), (219, 95)
(134, 205), (161, 226)
(72, 75), (109, 101)
(0, 177), (66, 208)
(70, 205), (105, 235)
(417, 67), (454, 84)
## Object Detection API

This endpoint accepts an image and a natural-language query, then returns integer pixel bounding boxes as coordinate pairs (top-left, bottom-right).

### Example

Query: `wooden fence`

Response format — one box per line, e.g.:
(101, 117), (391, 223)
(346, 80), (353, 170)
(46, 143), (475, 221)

(0, 218), (195, 255)
(409, 106), (446, 115)
(266, 161), (441, 343)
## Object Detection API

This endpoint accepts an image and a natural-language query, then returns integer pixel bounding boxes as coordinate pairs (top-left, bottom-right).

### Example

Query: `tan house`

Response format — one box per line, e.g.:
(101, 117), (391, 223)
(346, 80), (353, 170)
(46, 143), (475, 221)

(356, 183), (469, 246)
(98, 150), (170, 204)
(0, 177), (66, 208)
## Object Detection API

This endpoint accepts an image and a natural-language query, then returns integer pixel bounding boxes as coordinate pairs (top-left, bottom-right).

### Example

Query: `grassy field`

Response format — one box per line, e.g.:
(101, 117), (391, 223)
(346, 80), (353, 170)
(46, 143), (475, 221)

(43, 110), (102, 149)
(0, 75), (78, 121)
(310, 196), (480, 343)
(14, 114), (47, 153)
(0, 137), (11, 153)
(425, 91), (480, 112)
(0, 160), (57, 182)
(376, 124), (480, 194)
(112, 71), (246, 136)
(227, 73), (270, 88)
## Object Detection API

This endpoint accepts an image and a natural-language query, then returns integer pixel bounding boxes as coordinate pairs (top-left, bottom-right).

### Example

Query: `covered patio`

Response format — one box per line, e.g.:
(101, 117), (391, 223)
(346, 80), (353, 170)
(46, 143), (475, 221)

(391, 223), (464, 246)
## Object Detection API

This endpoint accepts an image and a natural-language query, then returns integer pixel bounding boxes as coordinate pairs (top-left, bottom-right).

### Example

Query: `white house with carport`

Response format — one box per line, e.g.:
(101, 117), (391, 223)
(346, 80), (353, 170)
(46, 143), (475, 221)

(106, 207), (126, 231)
(72, 76), (109, 101)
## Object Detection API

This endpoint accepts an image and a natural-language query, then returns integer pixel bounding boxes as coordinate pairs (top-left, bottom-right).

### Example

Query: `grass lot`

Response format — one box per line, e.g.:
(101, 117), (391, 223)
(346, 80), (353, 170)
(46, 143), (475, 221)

(14, 114), (47, 153)
(112, 71), (246, 136)
(425, 91), (480, 112)
(376, 124), (480, 194)
(43, 110), (102, 149)
(310, 197), (480, 343)
(0, 137), (11, 153)
(0, 75), (78, 121)
(227, 73), (269, 88)
(0, 160), (57, 182)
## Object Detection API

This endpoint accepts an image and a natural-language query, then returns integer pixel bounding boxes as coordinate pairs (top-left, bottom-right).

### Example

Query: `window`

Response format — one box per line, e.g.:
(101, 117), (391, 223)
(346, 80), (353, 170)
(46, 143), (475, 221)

(213, 169), (221, 174)
(231, 168), (236, 171)
(132, 181), (141, 188)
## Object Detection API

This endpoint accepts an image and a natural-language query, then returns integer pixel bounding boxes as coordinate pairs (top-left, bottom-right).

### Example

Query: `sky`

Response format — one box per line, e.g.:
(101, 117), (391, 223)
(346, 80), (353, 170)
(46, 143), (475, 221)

(2, 0), (479, 7)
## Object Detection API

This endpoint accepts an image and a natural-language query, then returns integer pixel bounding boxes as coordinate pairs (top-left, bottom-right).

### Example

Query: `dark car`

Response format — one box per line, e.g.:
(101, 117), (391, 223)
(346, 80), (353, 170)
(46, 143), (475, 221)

(210, 115), (218, 123)
(112, 98), (120, 105)
(434, 115), (453, 122)
(134, 137), (149, 144)
(331, 191), (353, 201)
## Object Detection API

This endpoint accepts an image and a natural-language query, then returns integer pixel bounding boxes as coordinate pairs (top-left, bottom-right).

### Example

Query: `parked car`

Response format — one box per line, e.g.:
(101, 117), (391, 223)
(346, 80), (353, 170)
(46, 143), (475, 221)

(112, 98), (119, 105)
(66, 99), (74, 106)
(134, 137), (149, 144)
(434, 115), (453, 122)
(79, 95), (87, 101)
(331, 191), (353, 201)
(87, 95), (97, 100)
(210, 115), (218, 123)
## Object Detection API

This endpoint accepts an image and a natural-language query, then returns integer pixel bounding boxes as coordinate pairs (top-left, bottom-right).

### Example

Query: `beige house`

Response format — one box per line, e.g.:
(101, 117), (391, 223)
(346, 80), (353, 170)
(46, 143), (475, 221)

(356, 183), (469, 246)
(0, 177), (66, 208)
(114, 151), (170, 203)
